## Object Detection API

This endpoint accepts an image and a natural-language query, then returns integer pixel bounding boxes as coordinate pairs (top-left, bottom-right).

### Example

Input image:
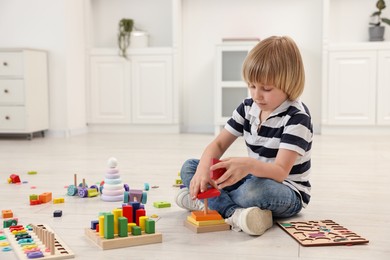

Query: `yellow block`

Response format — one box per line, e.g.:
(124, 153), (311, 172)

(187, 216), (226, 226)
(139, 216), (149, 231)
(99, 215), (105, 237)
(112, 208), (123, 235)
(127, 223), (136, 232)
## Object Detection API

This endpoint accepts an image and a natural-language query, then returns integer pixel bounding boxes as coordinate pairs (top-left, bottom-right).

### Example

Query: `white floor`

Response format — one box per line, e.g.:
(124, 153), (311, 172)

(0, 133), (389, 260)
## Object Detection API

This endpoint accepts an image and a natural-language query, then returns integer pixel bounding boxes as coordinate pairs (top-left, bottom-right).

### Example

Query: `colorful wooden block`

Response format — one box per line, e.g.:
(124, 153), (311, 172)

(3, 218), (18, 228)
(145, 219), (155, 234)
(210, 158), (226, 180)
(191, 210), (223, 221)
(122, 205), (133, 224)
(196, 188), (221, 199)
(118, 217), (128, 237)
(9, 174), (21, 183)
(131, 226), (141, 236)
(135, 209), (145, 226)
(53, 210), (62, 217)
(104, 214), (114, 239)
(187, 216), (226, 226)
(184, 219), (230, 233)
(53, 197), (65, 204)
(38, 192), (52, 203)
(2, 209), (13, 218)
(153, 201), (171, 208)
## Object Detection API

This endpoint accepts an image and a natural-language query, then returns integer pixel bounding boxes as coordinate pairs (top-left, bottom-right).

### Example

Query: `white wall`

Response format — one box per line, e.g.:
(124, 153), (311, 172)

(181, 0), (323, 133)
(0, 0), (323, 135)
(0, 0), (87, 137)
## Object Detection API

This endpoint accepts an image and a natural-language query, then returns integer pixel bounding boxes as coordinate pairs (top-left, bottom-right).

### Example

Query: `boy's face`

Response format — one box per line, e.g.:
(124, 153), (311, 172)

(248, 83), (288, 112)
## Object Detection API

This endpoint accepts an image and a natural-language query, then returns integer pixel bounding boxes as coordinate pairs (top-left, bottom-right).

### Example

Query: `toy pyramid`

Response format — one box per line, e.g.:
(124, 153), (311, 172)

(101, 157), (125, 202)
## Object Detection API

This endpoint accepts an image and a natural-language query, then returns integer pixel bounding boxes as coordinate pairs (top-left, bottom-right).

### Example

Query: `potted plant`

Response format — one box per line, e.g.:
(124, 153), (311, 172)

(369, 0), (390, 41)
(118, 18), (134, 58)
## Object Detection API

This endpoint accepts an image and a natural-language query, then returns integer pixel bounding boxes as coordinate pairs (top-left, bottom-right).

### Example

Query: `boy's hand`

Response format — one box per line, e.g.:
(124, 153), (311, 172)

(210, 157), (251, 189)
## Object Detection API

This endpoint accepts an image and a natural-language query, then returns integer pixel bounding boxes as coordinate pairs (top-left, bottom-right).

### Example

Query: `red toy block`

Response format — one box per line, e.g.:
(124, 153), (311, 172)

(9, 174), (21, 183)
(210, 158), (226, 180)
(196, 188), (221, 199)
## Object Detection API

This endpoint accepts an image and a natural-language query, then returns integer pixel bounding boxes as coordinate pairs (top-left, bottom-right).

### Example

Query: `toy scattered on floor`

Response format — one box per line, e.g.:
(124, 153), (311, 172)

(8, 174), (21, 184)
(184, 158), (230, 233)
(85, 202), (162, 250)
(101, 157), (127, 202)
(3, 223), (75, 259)
(2, 209), (13, 219)
(53, 198), (65, 204)
(27, 171), (37, 175)
(53, 210), (62, 218)
(67, 174), (99, 198)
(173, 171), (182, 187)
(277, 220), (369, 246)
(3, 218), (18, 228)
(153, 201), (171, 208)
(29, 192), (52, 205)
(123, 189), (147, 204)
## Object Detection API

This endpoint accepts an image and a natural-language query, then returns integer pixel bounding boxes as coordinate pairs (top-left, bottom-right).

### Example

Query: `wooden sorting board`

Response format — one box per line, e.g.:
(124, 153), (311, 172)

(277, 220), (369, 247)
(85, 228), (162, 250)
(3, 224), (75, 259)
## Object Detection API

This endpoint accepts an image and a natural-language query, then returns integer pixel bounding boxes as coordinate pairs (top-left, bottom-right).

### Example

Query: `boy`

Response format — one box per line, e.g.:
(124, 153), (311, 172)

(176, 36), (313, 236)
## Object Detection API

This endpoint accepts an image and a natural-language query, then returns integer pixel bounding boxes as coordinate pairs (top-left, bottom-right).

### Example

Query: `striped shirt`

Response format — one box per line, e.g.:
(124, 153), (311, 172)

(225, 98), (313, 207)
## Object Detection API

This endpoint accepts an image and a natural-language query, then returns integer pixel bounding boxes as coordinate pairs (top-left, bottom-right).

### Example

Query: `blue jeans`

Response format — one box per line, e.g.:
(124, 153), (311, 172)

(180, 159), (302, 219)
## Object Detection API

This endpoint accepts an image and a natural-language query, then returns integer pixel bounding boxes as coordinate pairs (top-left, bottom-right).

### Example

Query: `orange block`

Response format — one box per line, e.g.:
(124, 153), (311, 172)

(2, 209), (13, 218)
(39, 192), (52, 203)
(191, 210), (223, 221)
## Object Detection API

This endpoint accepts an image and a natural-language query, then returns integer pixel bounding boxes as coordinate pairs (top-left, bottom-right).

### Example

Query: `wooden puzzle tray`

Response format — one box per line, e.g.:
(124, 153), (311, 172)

(3, 224), (75, 259)
(277, 220), (369, 247)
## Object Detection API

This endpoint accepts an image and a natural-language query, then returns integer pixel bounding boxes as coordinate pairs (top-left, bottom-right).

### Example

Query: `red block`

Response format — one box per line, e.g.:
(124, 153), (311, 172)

(210, 158), (226, 180)
(197, 188), (221, 199)
(135, 208), (146, 226)
(122, 205), (133, 223)
(10, 174), (21, 183)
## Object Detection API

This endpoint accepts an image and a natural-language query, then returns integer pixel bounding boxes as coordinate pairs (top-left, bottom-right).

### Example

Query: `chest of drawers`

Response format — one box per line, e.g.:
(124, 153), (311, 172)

(0, 49), (49, 139)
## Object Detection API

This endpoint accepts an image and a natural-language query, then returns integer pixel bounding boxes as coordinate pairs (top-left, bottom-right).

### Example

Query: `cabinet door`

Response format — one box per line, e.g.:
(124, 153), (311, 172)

(377, 50), (390, 125)
(89, 56), (131, 124)
(328, 51), (377, 125)
(131, 55), (172, 124)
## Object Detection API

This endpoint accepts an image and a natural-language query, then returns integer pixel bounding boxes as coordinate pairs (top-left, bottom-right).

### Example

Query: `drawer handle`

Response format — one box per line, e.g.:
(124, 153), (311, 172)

(2, 62), (7, 66)
(5, 116), (10, 120)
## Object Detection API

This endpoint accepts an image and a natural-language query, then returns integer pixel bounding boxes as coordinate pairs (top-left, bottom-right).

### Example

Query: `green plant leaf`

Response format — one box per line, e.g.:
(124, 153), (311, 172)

(371, 11), (381, 16)
(382, 17), (390, 26)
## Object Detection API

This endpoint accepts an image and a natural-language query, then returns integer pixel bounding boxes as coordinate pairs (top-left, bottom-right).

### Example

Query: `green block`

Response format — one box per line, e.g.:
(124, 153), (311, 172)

(104, 213), (114, 239)
(118, 217), (128, 237)
(153, 201), (171, 208)
(131, 225), (141, 236)
(145, 219), (155, 234)
(29, 194), (38, 201)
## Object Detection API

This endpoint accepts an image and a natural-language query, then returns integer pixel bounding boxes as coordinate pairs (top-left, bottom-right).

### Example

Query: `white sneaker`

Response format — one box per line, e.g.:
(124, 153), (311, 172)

(225, 207), (273, 235)
(175, 187), (204, 211)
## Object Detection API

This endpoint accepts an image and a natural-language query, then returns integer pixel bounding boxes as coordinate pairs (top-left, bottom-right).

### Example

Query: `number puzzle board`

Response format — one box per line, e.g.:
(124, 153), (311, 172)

(277, 220), (369, 247)
(3, 224), (75, 259)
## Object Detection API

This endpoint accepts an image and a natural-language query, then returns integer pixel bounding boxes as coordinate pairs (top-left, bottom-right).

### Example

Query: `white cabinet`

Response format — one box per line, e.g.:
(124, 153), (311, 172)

(88, 49), (175, 129)
(0, 49), (48, 139)
(322, 0), (390, 133)
(324, 45), (390, 129)
(89, 56), (131, 124)
(214, 42), (257, 134)
(131, 55), (173, 124)
(327, 50), (377, 125)
(377, 50), (390, 125)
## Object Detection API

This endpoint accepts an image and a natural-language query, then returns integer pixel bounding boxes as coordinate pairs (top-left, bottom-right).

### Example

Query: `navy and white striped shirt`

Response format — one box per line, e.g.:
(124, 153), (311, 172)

(225, 98), (313, 207)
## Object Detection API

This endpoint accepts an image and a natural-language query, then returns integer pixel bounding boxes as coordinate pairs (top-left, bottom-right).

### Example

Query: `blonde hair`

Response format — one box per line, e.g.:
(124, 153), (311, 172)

(242, 36), (305, 100)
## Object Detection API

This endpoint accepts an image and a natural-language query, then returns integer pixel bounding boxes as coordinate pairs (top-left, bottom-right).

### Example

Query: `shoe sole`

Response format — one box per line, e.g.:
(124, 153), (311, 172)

(240, 207), (273, 236)
(175, 188), (189, 209)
